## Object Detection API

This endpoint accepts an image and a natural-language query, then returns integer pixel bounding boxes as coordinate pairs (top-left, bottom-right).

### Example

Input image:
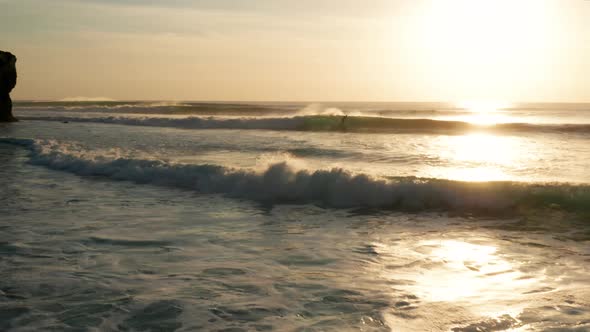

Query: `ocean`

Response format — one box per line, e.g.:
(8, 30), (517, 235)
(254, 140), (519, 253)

(1, 101), (589, 331)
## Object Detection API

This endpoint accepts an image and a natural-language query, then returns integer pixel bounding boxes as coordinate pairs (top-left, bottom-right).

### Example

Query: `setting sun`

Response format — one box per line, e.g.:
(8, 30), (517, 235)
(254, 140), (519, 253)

(405, 0), (576, 103)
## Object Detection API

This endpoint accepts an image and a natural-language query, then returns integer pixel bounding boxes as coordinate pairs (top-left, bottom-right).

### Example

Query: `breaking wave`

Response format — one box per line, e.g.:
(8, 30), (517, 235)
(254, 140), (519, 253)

(15, 101), (462, 117)
(19, 114), (590, 135)
(2, 138), (589, 215)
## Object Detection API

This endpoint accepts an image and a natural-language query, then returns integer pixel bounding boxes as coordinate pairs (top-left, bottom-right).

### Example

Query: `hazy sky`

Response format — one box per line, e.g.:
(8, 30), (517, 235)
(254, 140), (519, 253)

(1, 0), (589, 102)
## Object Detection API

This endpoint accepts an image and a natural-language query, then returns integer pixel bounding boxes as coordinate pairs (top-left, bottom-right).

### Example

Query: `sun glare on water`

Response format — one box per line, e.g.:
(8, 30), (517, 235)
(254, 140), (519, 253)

(427, 132), (524, 182)
(379, 238), (541, 331)
(416, 240), (532, 302)
(456, 100), (513, 125)
(430, 101), (518, 181)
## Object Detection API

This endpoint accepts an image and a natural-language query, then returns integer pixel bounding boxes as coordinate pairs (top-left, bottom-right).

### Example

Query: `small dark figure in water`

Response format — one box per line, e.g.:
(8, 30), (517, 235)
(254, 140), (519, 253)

(340, 115), (348, 131)
(0, 50), (18, 122)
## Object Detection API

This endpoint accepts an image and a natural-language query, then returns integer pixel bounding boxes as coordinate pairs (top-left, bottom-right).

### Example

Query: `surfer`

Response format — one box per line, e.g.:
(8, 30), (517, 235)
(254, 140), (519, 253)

(340, 115), (348, 131)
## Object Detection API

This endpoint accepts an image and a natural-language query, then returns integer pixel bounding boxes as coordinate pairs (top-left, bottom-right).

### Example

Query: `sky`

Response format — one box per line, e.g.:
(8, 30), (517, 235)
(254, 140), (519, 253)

(1, 0), (589, 102)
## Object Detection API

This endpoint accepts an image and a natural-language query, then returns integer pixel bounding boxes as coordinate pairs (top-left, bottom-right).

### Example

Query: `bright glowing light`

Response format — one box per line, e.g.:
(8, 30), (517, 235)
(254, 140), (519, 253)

(432, 133), (521, 181)
(457, 100), (512, 113)
(453, 101), (513, 125)
(423, 240), (537, 311)
(428, 240), (497, 270)
(376, 237), (542, 330)
(407, 240), (536, 302)
(421, 0), (551, 57)
(451, 133), (515, 164)
(444, 167), (508, 182)
(409, 0), (560, 102)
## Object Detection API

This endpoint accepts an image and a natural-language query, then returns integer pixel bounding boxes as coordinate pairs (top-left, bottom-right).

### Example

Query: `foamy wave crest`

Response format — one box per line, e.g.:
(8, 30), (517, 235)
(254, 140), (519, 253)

(20, 114), (590, 135)
(296, 103), (347, 116)
(2, 138), (589, 215)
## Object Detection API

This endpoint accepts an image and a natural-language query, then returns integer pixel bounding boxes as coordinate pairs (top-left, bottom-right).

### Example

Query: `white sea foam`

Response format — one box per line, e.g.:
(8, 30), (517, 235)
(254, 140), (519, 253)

(295, 103), (346, 116)
(3, 138), (587, 214)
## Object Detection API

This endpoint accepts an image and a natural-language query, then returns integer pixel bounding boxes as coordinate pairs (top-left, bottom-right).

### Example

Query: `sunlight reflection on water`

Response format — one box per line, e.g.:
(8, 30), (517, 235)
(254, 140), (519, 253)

(412, 240), (536, 303)
(377, 236), (550, 331)
(430, 133), (527, 182)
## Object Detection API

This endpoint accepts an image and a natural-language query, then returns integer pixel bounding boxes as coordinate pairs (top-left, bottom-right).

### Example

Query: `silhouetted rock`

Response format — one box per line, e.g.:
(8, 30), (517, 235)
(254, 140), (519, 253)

(0, 51), (17, 122)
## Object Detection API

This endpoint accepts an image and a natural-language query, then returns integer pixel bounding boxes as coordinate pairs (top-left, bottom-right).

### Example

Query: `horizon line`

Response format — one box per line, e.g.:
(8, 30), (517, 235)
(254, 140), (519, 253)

(11, 99), (590, 105)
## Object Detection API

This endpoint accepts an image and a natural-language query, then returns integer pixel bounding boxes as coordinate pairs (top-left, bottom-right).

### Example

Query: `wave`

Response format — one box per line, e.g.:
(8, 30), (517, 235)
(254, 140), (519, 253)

(58, 97), (117, 102)
(14, 101), (301, 116)
(12, 101), (523, 118)
(1, 138), (588, 215)
(18, 114), (590, 135)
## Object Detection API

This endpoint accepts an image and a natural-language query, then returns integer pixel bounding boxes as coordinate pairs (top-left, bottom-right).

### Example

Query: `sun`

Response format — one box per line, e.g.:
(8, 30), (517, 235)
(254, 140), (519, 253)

(408, 0), (558, 103)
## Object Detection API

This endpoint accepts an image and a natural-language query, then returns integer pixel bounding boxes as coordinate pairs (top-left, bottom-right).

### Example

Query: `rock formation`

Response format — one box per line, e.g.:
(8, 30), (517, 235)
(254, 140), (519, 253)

(0, 51), (17, 122)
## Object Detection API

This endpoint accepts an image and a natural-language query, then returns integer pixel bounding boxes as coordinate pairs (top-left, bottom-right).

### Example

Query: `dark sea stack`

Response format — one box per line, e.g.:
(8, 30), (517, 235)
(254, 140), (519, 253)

(0, 50), (18, 122)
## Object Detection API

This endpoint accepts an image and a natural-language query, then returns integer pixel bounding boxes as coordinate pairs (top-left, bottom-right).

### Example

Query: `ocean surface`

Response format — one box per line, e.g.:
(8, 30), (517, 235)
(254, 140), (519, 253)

(1, 101), (590, 331)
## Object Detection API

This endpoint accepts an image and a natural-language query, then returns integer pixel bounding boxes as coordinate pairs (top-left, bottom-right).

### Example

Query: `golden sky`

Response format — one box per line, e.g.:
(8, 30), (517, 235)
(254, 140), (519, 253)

(1, 0), (589, 102)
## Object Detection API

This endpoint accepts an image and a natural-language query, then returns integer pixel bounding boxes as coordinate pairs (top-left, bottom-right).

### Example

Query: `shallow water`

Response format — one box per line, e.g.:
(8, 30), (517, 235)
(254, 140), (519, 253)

(1, 102), (590, 331)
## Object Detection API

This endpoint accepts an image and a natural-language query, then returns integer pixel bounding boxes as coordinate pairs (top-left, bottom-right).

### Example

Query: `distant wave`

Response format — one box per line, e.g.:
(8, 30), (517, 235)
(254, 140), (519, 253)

(14, 101), (590, 120)
(58, 97), (117, 102)
(13, 101), (489, 117)
(19, 114), (590, 135)
(2, 138), (588, 215)
(14, 101), (301, 116)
